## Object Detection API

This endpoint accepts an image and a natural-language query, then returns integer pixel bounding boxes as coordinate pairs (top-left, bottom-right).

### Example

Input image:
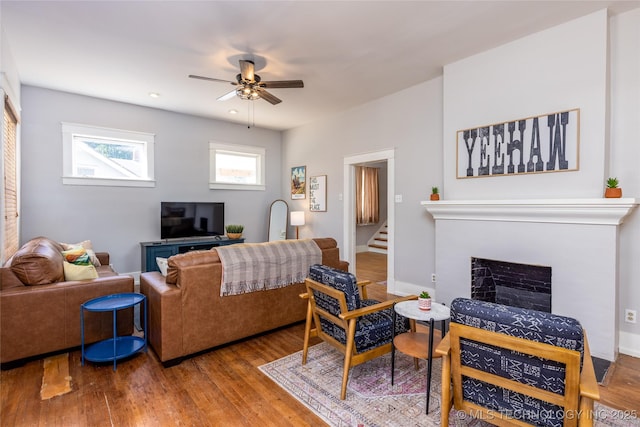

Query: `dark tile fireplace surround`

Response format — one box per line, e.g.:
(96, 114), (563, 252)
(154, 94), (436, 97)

(471, 257), (552, 313)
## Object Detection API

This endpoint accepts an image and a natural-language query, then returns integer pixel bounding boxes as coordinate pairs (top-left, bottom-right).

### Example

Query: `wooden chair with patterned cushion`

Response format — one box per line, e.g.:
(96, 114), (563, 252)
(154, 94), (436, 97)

(436, 297), (600, 427)
(302, 264), (413, 400)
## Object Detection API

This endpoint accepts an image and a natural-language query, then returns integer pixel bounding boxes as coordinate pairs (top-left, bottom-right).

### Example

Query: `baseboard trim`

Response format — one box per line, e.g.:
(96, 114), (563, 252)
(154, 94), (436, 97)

(619, 331), (640, 358)
(394, 280), (435, 300)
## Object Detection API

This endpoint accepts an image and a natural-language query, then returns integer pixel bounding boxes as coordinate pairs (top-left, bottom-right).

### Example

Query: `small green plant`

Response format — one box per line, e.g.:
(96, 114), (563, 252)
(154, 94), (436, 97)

(606, 177), (619, 189)
(225, 224), (244, 233)
(419, 291), (431, 299)
(431, 187), (439, 195)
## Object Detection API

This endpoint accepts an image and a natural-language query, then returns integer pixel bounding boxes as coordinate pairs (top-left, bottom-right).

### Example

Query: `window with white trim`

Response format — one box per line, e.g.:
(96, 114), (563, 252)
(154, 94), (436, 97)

(209, 142), (265, 191)
(62, 123), (155, 187)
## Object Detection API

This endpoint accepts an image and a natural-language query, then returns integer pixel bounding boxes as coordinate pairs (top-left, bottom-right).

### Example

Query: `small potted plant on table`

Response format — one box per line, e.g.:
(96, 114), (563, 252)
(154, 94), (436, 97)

(605, 177), (622, 198)
(418, 291), (432, 311)
(225, 224), (244, 239)
(430, 187), (440, 201)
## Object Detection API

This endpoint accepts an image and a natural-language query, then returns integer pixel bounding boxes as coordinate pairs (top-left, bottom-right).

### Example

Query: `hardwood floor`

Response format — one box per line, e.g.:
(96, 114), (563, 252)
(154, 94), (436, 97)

(0, 251), (638, 425)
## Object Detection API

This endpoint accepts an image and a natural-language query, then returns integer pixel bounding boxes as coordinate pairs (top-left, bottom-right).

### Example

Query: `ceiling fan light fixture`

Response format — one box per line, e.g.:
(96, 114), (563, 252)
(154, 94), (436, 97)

(189, 58), (302, 107)
(236, 85), (261, 101)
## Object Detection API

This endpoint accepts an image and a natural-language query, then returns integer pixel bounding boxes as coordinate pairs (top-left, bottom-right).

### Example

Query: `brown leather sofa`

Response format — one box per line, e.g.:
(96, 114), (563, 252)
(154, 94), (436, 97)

(0, 237), (134, 365)
(140, 238), (349, 365)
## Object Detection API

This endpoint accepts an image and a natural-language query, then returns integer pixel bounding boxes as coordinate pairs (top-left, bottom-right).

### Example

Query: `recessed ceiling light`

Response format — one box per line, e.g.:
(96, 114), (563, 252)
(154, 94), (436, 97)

(148, 92), (160, 98)
(228, 109), (238, 114)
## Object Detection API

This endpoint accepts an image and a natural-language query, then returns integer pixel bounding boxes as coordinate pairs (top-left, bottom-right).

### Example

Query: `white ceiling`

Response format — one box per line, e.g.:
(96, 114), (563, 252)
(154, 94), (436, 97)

(2, 1), (638, 131)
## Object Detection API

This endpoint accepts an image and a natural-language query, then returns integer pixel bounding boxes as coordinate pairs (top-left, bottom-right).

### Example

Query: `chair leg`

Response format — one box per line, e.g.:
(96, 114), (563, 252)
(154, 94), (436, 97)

(302, 300), (313, 365)
(341, 320), (357, 400)
(441, 354), (452, 427)
(578, 397), (595, 427)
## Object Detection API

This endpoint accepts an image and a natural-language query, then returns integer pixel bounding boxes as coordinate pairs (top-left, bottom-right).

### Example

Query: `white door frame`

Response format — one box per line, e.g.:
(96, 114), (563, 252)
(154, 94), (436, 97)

(343, 149), (395, 293)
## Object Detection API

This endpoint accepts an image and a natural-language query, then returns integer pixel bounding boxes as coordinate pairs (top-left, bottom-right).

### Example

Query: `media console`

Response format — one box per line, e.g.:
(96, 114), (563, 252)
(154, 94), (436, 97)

(140, 237), (244, 273)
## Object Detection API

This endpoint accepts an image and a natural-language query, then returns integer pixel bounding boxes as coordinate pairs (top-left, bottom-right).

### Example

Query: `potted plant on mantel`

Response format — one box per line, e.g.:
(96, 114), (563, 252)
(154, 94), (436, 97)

(430, 187), (440, 201)
(605, 177), (622, 198)
(225, 224), (244, 240)
(418, 291), (432, 311)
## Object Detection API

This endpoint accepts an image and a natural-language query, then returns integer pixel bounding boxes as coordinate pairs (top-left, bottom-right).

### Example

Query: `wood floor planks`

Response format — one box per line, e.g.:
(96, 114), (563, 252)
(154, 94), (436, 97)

(1, 251), (638, 425)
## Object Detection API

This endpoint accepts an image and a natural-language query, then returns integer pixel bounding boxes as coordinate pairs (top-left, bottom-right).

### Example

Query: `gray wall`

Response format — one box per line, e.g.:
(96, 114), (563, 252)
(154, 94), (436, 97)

(283, 76), (444, 292)
(282, 8), (640, 356)
(20, 86), (283, 274)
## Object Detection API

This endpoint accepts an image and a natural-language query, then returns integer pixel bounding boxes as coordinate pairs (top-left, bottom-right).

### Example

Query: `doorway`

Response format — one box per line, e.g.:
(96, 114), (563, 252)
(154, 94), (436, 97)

(343, 149), (395, 294)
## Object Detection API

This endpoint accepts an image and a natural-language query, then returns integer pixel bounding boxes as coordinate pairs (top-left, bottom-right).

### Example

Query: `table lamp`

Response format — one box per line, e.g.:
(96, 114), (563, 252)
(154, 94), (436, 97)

(290, 211), (305, 239)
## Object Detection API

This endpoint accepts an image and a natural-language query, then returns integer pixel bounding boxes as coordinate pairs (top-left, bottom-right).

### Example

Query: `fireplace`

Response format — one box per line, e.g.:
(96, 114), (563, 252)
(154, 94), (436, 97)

(471, 257), (551, 312)
(422, 198), (638, 361)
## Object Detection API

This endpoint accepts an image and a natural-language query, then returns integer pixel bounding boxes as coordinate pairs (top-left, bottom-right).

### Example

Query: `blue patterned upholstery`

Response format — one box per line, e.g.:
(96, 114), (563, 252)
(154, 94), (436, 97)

(450, 298), (584, 427)
(308, 264), (409, 353)
(309, 264), (361, 311)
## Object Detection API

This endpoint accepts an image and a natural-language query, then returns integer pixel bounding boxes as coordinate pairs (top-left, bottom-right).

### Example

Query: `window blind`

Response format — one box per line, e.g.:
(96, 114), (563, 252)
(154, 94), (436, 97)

(3, 97), (19, 262)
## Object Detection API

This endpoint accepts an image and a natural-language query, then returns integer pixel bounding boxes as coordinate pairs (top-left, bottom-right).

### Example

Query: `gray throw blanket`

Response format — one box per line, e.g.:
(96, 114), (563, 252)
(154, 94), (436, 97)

(216, 239), (322, 296)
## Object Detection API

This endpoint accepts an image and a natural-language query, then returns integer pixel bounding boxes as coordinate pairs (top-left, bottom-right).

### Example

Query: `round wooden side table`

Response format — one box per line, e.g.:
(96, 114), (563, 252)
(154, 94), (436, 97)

(392, 299), (450, 414)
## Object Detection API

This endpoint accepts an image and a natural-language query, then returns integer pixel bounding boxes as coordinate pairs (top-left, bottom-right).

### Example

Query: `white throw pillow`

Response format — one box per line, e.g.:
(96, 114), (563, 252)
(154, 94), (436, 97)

(156, 257), (168, 276)
(60, 240), (102, 267)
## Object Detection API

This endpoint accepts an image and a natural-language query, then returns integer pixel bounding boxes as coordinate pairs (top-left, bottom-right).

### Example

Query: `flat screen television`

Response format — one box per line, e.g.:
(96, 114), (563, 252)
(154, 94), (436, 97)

(161, 202), (225, 239)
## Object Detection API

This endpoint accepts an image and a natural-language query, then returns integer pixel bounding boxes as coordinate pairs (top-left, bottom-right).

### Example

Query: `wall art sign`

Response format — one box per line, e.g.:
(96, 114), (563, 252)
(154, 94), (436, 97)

(291, 165), (306, 199)
(456, 109), (580, 178)
(309, 175), (327, 212)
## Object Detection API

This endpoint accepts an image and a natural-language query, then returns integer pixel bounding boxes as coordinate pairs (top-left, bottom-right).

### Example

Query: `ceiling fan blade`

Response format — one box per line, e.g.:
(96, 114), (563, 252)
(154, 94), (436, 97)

(239, 60), (255, 82)
(261, 80), (304, 89)
(256, 88), (282, 105)
(217, 89), (237, 101)
(189, 74), (235, 84)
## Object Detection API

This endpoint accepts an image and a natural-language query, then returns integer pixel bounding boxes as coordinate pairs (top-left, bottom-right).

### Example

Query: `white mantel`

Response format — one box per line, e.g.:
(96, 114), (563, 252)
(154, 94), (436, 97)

(421, 198), (639, 225)
(422, 198), (639, 361)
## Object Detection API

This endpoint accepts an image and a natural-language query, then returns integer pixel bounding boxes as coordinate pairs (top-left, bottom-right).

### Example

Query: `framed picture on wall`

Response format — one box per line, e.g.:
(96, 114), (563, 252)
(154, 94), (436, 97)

(309, 175), (327, 212)
(456, 108), (580, 178)
(291, 165), (306, 199)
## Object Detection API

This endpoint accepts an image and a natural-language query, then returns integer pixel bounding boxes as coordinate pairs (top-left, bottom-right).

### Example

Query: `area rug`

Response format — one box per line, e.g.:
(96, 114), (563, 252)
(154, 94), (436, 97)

(259, 342), (639, 427)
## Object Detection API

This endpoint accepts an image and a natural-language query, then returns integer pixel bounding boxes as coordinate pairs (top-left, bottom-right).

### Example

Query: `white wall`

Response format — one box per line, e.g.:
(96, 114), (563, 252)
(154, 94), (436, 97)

(610, 8), (640, 355)
(443, 9), (608, 200)
(19, 86), (283, 275)
(439, 8), (640, 357)
(283, 77), (443, 294)
(283, 8), (640, 356)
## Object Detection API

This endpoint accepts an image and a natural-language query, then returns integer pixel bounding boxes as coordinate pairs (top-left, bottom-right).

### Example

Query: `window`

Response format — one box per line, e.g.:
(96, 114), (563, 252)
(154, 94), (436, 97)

(355, 166), (379, 225)
(3, 96), (19, 263)
(62, 123), (155, 187)
(209, 142), (265, 191)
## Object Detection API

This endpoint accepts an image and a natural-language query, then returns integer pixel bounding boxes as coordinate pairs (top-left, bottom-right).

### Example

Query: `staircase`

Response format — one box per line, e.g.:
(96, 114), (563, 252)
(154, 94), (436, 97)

(367, 222), (388, 254)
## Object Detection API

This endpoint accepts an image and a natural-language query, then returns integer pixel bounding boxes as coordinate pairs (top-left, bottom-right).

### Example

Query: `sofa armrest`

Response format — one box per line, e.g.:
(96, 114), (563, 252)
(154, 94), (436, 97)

(140, 272), (183, 363)
(0, 267), (24, 290)
(96, 252), (110, 266)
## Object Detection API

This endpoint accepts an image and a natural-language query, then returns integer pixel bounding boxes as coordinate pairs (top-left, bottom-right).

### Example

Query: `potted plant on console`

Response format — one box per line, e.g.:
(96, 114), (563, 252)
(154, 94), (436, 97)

(418, 291), (432, 311)
(605, 177), (622, 198)
(225, 224), (244, 240)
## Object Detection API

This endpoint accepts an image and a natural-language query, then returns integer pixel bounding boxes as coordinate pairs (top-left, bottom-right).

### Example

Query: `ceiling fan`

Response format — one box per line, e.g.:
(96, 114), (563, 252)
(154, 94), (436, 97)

(189, 60), (304, 105)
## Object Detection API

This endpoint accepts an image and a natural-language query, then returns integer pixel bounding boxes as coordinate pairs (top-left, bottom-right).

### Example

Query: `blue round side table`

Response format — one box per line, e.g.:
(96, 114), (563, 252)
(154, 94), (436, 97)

(81, 292), (147, 371)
